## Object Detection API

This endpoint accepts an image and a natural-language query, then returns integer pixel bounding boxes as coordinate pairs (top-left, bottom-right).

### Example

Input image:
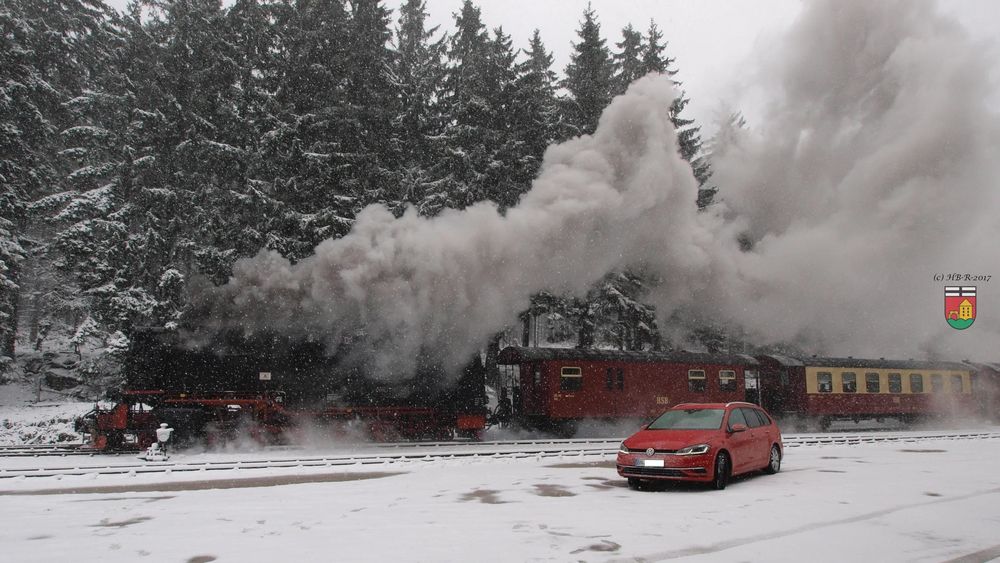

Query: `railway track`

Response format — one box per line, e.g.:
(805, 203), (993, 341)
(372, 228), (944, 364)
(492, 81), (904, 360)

(1, 430), (998, 480)
(0, 444), (119, 458)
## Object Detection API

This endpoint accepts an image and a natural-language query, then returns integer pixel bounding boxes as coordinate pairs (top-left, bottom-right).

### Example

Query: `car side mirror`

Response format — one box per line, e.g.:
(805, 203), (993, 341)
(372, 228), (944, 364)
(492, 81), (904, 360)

(730, 423), (748, 433)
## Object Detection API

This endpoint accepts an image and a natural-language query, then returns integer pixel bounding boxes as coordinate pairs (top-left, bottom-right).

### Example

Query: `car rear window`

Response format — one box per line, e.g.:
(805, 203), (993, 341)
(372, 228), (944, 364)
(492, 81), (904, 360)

(754, 409), (772, 425)
(740, 408), (766, 428)
(647, 408), (725, 430)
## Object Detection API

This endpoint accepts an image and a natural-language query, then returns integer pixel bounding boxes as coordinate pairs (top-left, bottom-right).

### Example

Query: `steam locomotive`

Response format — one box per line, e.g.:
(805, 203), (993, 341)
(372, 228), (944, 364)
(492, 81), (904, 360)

(77, 329), (489, 450)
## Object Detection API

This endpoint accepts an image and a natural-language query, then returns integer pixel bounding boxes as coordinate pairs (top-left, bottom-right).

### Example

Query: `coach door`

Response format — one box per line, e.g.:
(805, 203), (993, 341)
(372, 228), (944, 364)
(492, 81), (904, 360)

(744, 369), (761, 405)
(756, 367), (789, 417)
(519, 362), (548, 415)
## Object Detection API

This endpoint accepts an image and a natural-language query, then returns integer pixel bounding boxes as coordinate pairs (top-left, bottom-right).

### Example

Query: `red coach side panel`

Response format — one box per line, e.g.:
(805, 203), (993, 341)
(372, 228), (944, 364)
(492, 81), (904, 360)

(497, 347), (755, 423)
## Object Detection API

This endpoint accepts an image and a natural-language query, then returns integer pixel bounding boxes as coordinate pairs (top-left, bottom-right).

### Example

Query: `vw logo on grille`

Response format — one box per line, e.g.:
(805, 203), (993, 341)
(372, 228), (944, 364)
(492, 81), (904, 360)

(645, 447), (655, 456)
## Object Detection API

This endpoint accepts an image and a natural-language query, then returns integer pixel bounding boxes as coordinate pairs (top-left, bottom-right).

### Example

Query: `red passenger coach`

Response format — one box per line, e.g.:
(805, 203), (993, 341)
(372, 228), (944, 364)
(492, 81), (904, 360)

(496, 347), (758, 435)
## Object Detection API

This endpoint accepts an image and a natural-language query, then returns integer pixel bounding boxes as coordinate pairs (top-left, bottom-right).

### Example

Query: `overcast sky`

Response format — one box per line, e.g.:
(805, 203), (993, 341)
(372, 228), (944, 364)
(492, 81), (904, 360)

(104, 0), (998, 136)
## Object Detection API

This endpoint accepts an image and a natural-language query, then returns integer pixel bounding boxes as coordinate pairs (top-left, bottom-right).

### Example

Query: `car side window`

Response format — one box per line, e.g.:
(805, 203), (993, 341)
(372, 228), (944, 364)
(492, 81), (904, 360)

(741, 408), (765, 428)
(727, 408), (747, 429)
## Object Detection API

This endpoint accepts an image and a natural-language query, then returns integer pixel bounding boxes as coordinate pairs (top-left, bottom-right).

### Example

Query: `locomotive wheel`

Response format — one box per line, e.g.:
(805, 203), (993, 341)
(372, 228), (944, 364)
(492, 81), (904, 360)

(711, 452), (730, 490)
(765, 445), (781, 474)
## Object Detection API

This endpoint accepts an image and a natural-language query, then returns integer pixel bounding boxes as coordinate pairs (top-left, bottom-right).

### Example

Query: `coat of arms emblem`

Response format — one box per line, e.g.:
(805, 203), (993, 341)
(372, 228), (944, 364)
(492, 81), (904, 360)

(945, 286), (976, 330)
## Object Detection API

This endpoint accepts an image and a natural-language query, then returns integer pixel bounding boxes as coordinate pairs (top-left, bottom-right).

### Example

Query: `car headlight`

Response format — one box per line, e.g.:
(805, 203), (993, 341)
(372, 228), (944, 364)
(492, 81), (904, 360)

(618, 441), (629, 454)
(676, 444), (710, 455)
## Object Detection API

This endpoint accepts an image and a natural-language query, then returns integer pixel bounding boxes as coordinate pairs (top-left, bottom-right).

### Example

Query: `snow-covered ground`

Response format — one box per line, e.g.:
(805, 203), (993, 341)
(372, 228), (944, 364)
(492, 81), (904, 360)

(0, 385), (94, 446)
(2, 436), (1000, 562)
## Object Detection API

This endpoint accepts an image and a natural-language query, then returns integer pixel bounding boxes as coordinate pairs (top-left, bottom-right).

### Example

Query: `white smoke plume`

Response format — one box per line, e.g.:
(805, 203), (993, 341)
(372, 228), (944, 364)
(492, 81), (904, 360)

(193, 74), (710, 377)
(703, 0), (1000, 361)
(195, 0), (999, 378)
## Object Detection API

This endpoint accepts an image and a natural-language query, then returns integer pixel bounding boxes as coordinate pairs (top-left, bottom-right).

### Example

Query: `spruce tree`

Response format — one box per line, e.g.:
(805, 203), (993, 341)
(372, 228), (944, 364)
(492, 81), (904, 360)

(265, 0), (357, 260)
(345, 0), (399, 208)
(612, 23), (644, 96)
(426, 0), (492, 214)
(511, 30), (562, 190)
(1, 0), (121, 354)
(562, 4), (613, 136)
(480, 26), (522, 210)
(392, 0), (447, 211)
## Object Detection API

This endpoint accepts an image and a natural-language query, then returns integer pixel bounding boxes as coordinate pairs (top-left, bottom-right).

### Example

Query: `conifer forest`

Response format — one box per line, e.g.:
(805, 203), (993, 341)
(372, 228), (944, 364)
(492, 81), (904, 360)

(0, 0), (718, 386)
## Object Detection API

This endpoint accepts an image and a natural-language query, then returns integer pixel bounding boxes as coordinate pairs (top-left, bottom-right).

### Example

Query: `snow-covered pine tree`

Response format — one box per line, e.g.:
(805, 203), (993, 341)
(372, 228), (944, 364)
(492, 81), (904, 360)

(219, 0), (287, 270)
(45, 0), (257, 337)
(345, 0), (400, 209)
(392, 0), (447, 212)
(39, 2), (140, 337)
(0, 190), (25, 361)
(562, 4), (613, 137)
(479, 26), (524, 211)
(612, 23), (643, 96)
(424, 0), (493, 215)
(510, 30), (563, 193)
(2, 0), (120, 355)
(265, 0), (357, 260)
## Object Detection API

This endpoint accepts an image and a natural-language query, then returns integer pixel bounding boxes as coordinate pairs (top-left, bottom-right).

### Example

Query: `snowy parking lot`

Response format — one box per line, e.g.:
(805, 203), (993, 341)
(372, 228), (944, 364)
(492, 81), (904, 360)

(2, 435), (1000, 562)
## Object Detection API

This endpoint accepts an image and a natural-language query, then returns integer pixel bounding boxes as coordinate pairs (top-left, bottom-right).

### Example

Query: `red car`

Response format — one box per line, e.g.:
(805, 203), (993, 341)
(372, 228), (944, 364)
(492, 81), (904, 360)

(616, 402), (783, 490)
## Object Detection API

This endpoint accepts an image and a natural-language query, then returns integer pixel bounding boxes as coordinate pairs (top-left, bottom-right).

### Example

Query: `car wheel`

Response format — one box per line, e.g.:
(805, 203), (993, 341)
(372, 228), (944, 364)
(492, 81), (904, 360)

(711, 452), (729, 490)
(765, 444), (781, 474)
(627, 477), (642, 490)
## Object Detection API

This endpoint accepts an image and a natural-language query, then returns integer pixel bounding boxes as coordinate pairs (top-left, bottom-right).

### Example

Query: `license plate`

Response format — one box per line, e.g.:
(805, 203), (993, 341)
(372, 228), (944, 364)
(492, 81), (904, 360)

(639, 459), (664, 467)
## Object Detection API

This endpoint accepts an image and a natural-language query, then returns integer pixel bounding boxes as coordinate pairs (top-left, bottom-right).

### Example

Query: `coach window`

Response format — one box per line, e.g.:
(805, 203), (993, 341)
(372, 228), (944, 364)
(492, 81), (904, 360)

(617, 368), (625, 390)
(909, 373), (924, 394)
(560, 367), (583, 392)
(719, 370), (737, 392)
(930, 374), (944, 393)
(888, 373), (902, 393)
(817, 372), (833, 393)
(950, 374), (964, 393)
(606, 368), (614, 390)
(865, 372), (880, 393)
(841, 372), (857, 393)
(688, 370), (706, 392)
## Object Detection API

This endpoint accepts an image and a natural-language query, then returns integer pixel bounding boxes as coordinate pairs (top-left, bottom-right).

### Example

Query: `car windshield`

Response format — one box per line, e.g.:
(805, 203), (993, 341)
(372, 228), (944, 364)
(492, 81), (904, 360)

(647, 408), (725, 430)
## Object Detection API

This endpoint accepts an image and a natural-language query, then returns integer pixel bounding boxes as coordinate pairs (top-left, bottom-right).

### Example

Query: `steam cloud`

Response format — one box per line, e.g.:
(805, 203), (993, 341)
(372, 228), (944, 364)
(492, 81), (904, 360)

(195, 0), (999, 378)
(704, 0), (1000, 360)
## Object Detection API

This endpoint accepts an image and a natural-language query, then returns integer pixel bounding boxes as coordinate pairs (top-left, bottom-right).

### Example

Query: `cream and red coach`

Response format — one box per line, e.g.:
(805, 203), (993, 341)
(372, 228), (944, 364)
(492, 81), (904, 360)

(756, 355), (977, 429)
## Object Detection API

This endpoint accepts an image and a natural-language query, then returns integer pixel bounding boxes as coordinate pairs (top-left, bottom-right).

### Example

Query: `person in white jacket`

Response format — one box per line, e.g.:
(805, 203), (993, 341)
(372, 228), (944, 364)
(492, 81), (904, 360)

(155, 423), (174, 454)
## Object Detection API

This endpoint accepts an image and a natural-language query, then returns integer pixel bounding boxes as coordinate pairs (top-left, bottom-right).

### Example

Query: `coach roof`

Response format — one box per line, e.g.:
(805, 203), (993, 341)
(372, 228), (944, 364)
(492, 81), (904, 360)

(778, 355), (971, 371)
(497, 346), (759, 366)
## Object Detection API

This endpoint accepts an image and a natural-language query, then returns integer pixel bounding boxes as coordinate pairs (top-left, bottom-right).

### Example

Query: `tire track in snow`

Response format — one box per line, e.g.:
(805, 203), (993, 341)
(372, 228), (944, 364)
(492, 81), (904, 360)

(616, 486), (1000, 562)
